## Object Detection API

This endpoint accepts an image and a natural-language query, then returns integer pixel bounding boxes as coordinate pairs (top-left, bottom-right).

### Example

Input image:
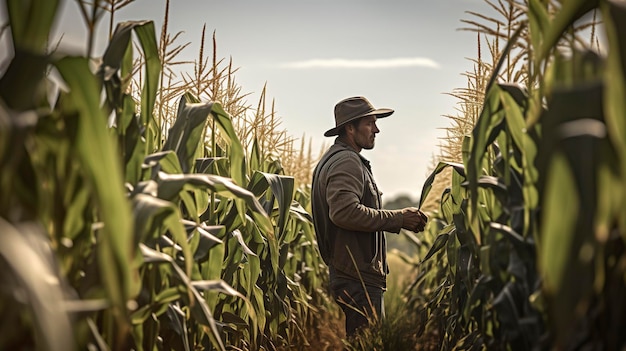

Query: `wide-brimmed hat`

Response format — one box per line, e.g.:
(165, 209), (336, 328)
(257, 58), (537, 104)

(324, 96), (394, 137)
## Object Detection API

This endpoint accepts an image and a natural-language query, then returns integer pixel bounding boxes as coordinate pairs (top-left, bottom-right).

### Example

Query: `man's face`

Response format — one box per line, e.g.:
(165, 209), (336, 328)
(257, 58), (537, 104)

(351, 115), (380, 150)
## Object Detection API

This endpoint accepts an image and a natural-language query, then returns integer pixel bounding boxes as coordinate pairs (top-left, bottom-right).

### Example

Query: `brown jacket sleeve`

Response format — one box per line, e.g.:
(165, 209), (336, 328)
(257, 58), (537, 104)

(326, 152), (404, 233)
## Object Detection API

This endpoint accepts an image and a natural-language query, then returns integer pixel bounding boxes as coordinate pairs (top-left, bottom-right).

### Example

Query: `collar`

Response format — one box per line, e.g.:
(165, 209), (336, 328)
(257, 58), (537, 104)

(333, 138), (372, 171)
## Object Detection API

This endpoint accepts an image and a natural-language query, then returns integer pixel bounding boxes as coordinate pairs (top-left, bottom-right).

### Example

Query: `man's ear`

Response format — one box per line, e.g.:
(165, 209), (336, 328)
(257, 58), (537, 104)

(345, 123), (354, 134)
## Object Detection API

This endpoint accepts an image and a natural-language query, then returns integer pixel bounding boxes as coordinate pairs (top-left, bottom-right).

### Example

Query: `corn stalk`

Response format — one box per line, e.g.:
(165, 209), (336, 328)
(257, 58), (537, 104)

(407, 0), (626, 349)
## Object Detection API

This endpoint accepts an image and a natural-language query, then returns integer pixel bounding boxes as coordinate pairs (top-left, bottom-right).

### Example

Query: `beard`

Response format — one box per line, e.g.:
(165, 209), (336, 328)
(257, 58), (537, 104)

(358, 136), (375, 150)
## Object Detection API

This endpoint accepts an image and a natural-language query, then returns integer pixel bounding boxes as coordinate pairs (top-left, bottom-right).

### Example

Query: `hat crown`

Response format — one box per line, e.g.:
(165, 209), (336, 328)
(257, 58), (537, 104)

(334, 96), (376, 124)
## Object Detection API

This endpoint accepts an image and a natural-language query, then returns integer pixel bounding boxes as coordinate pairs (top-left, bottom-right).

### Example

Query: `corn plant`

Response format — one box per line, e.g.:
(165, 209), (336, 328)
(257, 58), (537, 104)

(0, 0), (331, 350)
(407, 0), (626, 350)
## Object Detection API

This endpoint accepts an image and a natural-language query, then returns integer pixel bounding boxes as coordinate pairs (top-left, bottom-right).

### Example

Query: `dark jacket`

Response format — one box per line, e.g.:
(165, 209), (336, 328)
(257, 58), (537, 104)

(311, 139), (404, 288)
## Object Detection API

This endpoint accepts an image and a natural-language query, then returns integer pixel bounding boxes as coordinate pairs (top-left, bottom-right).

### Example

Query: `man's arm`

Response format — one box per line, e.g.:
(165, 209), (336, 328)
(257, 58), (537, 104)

(326, 153), (404, 233)
(326, 153), (428, 233)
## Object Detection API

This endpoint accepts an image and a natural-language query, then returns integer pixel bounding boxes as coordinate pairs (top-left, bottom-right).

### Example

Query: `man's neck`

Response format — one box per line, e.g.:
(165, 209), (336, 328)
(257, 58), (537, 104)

(337, 135), (362, 153)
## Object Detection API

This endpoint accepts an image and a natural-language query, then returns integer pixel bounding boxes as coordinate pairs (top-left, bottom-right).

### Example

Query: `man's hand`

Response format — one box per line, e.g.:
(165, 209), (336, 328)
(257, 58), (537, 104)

(401, 207), (428, 233)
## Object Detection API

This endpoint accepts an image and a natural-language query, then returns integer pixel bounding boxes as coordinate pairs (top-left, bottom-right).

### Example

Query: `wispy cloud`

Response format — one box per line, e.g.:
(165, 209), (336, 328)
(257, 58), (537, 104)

(280, 57), (440, 69)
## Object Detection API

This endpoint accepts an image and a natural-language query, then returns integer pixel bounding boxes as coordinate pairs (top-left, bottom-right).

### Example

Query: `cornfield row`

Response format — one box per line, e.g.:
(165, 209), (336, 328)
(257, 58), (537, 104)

(1, 0), (328, 350)
(2, 0), (626, 350)
(403, 0), (626, 349)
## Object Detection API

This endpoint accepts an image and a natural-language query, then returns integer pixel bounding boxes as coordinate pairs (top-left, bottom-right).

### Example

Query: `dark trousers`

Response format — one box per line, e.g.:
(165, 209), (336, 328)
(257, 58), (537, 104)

(329, 275), (385, 337)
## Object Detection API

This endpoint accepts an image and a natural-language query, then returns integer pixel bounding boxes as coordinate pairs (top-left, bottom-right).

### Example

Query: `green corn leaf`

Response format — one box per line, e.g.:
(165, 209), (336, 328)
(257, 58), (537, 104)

(0, 219), (74, 351)
(249, 138), (262, 173)
(446, 227), (460, 277)
(163, 95), (213, 173)
(527, 0), (550, 60)
(539, 152), (580, 344)
(239, 248), (263, 322)
(209, 101), (246, 186)
(595, 145), (622, 244)
(286, 199), (314, 244)
(221, 312), (248, 327)
(193, 279), (259, 339)
(62, 176), (91, 240)
(231, 229), (258, 257)
(602, 0), (626, 234)
(462, 135), (472, 168)
(101, 21), (149, 77)
(440, 188), (454, 225)
(132, 22), (160, 143)
(250, 284), (267, 341)
(490, 222), (533, 252)
(182, 220), (224, 263)
(120, 33), (135, 127)
(139, 244), (226, 351)
(101, 21), (160, 140)
(500, 85), (538, 184)
(131, 287), (181, 324)
(492, 282), (522, 341)
(118, 36), (142, 183)
(463, 275), (494, 328)
(418, 161), (465, 209)
(201, 241), (226, 311)
(132, 193), (194, 277)
(55, 55), (137, 322)
(164, 305), (190, 351)
(0, 50), (49, 110)
(475, 175), (508, 206)
(498, 86), (540, 229)
(156, 172), (273, 235)
(421, 232), (450, 263)
(456, 245), (473, 290)
(289, 199), (313, 222)
(248, 171), (295, 242)
(246, 212), (279, 282)
(195, 157), (220, 174)
(5, 0), (59, 53)
(144, 150), (185, 176)
(539, 0), (599, 61)
(100, 21), (158, 185)
(468, 84), (505, 212)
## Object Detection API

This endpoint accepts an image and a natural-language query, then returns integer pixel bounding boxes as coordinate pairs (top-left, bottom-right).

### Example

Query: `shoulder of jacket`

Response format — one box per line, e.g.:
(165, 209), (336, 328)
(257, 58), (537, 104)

(334, 149), (359, 160)
(325, 149), (361, 168)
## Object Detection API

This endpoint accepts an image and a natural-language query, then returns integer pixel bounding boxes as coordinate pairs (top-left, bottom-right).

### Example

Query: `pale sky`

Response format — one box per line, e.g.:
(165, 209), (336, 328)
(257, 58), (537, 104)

(3, 0), (490, 202)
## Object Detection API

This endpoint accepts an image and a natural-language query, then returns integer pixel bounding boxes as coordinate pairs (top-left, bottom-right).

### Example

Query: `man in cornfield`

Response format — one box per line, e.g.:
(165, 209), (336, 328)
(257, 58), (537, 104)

(311, 96), (428, 338)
